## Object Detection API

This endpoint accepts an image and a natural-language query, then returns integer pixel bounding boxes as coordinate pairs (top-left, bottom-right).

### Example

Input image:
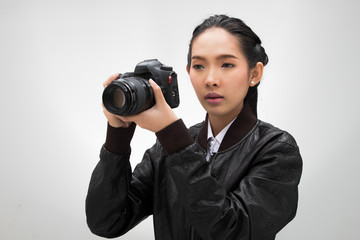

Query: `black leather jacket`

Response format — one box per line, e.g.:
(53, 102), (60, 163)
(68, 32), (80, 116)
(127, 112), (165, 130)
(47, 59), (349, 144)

(86, 105), (302, 239)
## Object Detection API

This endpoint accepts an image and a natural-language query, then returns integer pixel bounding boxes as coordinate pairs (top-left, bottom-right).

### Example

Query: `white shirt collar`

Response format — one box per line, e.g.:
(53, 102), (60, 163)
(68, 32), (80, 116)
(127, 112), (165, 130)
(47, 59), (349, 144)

(206, 118), (236, 160)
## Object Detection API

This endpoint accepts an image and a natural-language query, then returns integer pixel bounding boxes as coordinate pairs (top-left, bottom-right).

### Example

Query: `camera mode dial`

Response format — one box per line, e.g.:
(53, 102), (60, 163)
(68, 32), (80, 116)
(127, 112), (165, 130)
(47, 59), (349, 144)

(160, 65), (173, 71)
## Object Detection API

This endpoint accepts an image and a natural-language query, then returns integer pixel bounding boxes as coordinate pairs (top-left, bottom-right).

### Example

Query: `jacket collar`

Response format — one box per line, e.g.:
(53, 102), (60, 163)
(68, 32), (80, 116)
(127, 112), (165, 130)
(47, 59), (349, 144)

(197, 103), (257, 152)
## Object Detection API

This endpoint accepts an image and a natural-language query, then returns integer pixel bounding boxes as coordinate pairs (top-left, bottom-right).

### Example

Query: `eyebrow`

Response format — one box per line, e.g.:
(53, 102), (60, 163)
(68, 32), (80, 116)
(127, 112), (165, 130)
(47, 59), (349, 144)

(191, 54), (239, 61)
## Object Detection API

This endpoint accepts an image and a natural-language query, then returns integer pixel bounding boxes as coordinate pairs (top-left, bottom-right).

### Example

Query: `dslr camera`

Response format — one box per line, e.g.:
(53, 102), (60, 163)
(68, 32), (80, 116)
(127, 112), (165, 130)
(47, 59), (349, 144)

(103, 59), (180, 116)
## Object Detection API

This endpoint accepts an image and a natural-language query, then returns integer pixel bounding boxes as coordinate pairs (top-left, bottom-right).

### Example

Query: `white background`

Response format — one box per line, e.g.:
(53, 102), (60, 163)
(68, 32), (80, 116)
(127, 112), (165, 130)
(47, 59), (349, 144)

(1, 0), (359, 239)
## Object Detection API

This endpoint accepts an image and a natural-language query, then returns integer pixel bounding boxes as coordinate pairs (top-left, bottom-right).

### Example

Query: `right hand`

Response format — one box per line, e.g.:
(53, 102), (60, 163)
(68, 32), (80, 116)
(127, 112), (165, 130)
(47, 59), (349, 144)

(102, 73), (133, 128)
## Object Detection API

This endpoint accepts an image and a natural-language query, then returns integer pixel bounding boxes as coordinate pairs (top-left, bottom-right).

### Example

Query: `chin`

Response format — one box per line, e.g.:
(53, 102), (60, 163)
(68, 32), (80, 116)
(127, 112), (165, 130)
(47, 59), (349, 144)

(205, 109), (228, 118)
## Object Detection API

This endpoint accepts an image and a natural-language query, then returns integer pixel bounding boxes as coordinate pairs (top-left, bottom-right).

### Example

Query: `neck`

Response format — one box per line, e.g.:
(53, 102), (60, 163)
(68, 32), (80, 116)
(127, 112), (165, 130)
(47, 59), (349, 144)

(197, 102), (257, 152)
(208, 103), (244, 137)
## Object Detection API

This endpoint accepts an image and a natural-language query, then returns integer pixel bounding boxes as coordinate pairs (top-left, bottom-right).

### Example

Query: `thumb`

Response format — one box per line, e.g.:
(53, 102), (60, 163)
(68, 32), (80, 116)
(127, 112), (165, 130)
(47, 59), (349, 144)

(149, 79), (166, 106)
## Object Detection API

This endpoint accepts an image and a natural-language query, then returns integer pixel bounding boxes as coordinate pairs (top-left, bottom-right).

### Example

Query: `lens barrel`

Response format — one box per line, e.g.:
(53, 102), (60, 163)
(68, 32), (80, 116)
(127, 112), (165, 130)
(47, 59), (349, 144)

(102, 77), (155, 116)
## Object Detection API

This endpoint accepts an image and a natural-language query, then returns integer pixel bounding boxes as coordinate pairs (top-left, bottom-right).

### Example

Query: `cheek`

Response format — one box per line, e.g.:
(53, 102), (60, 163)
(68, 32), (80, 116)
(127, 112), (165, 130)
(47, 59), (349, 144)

(189, 74), (201, 90)
(230, 69), (248, 83)
(227, 72), (250, 94)
(189, 75), (205, 101)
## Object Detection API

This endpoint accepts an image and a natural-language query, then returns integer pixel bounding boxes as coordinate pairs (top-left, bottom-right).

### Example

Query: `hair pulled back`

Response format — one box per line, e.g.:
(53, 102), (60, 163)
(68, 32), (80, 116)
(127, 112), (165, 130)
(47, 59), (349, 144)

(187, 14), (269, 117)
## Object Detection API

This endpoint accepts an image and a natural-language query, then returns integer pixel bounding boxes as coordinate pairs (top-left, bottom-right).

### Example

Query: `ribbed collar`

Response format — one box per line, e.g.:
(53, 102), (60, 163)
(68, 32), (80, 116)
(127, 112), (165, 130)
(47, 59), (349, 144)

(197, 103), (257, 152)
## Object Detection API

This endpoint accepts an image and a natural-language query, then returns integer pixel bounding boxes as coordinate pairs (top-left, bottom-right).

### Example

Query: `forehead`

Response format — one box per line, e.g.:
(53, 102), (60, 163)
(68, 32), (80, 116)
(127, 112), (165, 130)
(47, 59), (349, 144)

(191, 27), (243, 58)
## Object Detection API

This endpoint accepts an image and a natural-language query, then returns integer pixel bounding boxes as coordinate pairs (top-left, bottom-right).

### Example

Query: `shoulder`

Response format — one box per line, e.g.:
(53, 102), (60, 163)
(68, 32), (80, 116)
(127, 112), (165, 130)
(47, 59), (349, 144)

(249, 120), (303, 184)
(188, 121), (205, 139)
(255, 120), (299, 148)
(251, 120), (302, 175)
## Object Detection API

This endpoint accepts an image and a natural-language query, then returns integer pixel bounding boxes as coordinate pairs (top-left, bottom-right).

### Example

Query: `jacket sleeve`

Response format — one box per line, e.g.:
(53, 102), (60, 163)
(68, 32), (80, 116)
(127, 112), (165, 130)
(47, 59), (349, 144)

(86, 126), (156, 238)
(167, 134), (302, 240)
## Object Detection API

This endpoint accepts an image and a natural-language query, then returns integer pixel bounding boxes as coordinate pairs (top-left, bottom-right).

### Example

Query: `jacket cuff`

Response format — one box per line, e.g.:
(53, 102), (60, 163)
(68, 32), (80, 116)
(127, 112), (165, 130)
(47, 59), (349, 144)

(105, 122), (136, 154)
(156, 119), (195, 155)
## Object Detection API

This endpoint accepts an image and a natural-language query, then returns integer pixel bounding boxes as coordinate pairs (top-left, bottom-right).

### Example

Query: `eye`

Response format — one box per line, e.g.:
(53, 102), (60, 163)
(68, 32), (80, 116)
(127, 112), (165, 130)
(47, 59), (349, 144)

(221, 63), (235, 68)
(192, 64), (205, 70)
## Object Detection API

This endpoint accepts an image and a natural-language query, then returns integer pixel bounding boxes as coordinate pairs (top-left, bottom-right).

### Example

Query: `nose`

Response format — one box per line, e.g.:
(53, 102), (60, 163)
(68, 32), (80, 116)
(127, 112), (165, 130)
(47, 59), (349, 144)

(205, 68), (220, 88)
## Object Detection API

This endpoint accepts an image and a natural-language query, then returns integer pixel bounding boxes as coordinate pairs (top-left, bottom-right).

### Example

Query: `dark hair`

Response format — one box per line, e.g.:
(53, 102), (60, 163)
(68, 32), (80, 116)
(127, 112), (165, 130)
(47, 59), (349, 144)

(187, 14), (269, 117)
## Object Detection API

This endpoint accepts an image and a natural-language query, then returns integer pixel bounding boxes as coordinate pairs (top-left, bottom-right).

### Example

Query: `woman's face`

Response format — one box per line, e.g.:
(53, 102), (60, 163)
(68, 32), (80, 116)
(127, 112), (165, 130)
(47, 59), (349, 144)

(187, 27), (253, 122)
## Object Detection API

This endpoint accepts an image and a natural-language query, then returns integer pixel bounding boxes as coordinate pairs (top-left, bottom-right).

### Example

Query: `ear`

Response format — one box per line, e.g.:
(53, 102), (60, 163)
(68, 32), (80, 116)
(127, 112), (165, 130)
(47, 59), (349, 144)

(186, 65), (190, 74)
(249, 62), (264, 86)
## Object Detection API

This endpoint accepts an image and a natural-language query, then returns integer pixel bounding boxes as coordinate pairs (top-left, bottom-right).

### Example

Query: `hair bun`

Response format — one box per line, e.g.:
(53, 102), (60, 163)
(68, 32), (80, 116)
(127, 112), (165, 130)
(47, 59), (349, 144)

(260, 45), (269, 66)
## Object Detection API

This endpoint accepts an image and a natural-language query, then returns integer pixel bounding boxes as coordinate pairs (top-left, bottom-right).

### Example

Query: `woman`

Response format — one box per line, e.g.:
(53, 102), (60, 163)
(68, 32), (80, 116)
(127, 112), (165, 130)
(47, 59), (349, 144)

(86, 14), (302, 240)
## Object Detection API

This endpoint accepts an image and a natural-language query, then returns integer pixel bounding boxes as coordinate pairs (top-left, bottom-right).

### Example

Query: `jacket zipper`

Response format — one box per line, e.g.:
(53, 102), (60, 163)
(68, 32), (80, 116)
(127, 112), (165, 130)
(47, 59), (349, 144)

(209, 153), (216, 175)
(188, 153), (215, 240)
(189, 225), (195, 240)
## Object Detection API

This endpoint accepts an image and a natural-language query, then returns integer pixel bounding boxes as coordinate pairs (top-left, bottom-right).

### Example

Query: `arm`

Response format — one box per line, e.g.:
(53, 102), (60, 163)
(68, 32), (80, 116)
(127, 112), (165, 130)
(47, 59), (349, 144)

(86, 123), (155, 238)
(86, 74), (157, 238)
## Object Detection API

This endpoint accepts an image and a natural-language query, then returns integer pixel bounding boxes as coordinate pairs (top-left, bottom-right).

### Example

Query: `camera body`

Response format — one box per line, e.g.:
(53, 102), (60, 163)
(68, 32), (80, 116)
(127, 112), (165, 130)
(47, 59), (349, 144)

(102, 59), (179, 116)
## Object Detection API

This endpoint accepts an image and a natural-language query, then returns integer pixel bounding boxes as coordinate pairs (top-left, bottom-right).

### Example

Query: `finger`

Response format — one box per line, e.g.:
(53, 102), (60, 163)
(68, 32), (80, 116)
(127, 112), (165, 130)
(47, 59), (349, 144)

(103, 73), (120, 88)
(102, 107), (113, 119)
(117, 115), (135, 125)
(102, 102), (110, 113)
(149, 79), (166, 106)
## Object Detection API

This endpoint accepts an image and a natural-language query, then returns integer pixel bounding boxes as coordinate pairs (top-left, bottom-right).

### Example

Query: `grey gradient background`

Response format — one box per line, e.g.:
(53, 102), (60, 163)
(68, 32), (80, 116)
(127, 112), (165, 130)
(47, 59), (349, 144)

(1, 0), (359, 239)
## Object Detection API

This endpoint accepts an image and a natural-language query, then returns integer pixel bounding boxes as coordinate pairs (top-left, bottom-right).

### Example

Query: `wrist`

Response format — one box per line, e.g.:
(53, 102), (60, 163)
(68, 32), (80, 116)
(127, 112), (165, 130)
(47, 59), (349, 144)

(105, 122), (136, 154)
(156, 119), (194, 154)
(157, 112), (179, 132)
(108, 121), (123, 128)
(108, 119), (132, 128)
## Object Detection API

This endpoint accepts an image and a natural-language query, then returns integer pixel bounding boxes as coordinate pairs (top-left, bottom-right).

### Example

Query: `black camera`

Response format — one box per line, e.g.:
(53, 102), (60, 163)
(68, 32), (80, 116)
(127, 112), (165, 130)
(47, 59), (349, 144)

(102, 59), (180, 116)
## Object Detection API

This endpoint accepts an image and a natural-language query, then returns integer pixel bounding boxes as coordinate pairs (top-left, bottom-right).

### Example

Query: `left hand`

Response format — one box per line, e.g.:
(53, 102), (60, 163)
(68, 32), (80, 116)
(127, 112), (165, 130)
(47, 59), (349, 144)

(118, 79), (179, 133)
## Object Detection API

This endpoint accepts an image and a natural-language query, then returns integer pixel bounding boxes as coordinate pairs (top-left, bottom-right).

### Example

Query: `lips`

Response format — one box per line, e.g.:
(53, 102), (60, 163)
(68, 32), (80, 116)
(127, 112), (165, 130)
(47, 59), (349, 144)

(205, 93), (224, 104)
(205, 93), (224, 99)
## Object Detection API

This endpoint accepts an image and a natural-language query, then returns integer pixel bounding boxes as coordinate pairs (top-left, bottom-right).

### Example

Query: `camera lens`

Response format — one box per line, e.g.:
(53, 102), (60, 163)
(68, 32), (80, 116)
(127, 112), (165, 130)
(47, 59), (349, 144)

(112, 88), (126, 108)
(102, 77), (155, 116)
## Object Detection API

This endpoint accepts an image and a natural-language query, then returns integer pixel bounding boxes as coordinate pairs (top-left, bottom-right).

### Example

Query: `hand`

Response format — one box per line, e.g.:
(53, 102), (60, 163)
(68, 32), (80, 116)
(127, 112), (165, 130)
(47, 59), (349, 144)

(119, 79), (178, 133)
(102, 73), (133, 128)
